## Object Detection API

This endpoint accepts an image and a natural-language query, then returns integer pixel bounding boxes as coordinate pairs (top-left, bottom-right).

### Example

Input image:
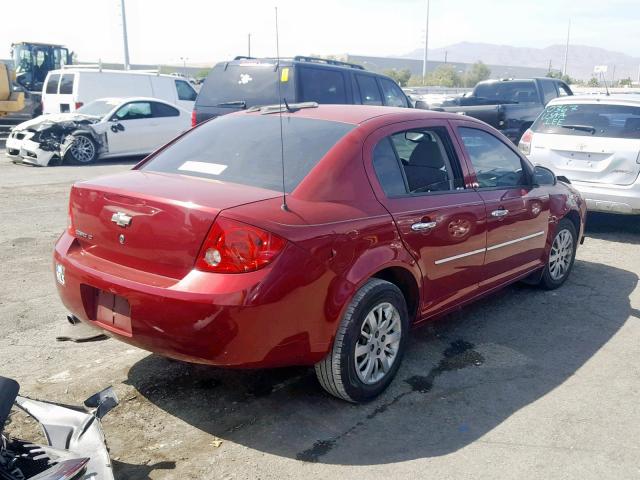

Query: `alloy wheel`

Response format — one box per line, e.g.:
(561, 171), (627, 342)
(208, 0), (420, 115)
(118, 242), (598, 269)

(549, 229), (574, 281)
(70, 136), (95, 163)
(354, 302), (402, 384)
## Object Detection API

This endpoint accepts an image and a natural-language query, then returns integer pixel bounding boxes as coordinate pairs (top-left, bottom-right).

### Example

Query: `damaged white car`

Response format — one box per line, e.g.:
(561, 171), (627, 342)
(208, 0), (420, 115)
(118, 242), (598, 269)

(6, 97), (191, 166)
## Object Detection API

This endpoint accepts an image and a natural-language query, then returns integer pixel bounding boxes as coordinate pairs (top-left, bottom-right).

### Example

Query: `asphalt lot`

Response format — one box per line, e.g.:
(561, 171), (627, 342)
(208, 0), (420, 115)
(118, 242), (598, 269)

(1, 153), (639, 480)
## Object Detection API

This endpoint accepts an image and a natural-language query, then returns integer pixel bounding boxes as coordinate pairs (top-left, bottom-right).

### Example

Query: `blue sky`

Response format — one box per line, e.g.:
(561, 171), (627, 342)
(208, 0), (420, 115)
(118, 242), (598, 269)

(1, 0), (638, 65)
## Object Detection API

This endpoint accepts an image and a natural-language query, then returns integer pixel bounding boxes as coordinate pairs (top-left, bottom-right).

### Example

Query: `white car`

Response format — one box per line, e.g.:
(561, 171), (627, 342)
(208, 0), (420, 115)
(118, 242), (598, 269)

(519, 94), (640, 214)
(6, 97), (191, 166)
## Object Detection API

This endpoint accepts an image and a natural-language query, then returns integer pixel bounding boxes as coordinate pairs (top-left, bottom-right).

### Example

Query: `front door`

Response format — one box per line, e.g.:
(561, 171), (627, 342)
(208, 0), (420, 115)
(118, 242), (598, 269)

(107, 101), (155, 155)
(364, 120), (487, 319)
(454, 123), (550, 288)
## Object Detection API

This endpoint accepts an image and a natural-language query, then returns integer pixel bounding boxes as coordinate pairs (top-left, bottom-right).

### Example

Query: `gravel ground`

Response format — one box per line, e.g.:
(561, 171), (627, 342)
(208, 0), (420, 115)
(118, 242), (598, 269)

(1, 154), (639, 480)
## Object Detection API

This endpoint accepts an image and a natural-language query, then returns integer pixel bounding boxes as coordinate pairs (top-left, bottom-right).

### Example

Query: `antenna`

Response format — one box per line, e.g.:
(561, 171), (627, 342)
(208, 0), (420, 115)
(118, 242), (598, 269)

(275, 6), (289, 212)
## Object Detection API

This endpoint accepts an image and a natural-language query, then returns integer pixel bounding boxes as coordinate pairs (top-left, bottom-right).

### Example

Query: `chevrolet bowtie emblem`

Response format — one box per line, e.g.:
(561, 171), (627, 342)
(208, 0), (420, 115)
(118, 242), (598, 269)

(111, 212), (133, 227)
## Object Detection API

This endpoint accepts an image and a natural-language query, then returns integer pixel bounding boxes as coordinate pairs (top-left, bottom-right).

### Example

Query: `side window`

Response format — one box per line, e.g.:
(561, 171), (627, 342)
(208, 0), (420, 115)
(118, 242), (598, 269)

(458, 127), (527, 188)
(59, 74), (74, 94)
(175, 80), (197, 101)
(152, 102), (180, 117)
(540, 80), (558, 105)
(372, 127), (462, 196)
(380, 78), (408, 107)
(372, 138), (406, 196)
(299, 68), (347, 104)
(356, 75), (382, 105)
(113, 102), (152, 121)
(45, 74), (60, 94)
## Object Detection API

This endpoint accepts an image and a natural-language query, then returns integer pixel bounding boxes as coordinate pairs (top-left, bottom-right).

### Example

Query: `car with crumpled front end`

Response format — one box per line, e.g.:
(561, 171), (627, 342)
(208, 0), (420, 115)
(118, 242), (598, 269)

(519, 94), (640, 214)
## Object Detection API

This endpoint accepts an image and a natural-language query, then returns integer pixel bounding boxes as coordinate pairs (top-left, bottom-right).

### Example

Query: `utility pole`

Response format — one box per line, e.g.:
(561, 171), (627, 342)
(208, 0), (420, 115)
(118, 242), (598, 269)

(422, 0), (430, 85)
(561, 19), (570, 78)
(548, 59), (552, 74)
(444, 50), (448, 64)
(248, 34), (251, 57)
(120, 0), (130, 70)
(180, 57), (188, 76)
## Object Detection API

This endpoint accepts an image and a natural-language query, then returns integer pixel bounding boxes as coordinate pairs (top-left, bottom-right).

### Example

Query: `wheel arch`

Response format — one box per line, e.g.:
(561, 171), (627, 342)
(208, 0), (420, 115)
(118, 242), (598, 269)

(370, 265), (421, 322)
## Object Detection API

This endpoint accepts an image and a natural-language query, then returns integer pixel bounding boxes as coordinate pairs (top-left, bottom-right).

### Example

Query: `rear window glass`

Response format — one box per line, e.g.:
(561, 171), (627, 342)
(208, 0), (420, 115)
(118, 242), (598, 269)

(299, 67), (347, 104)
(197, 63), (294, 108)
(141, 115), (354, 192)
(474, 81), (539, 104)
(45, 74), (60, 94)
(59, 74), (74, 94)
(532, 103), (640, 139)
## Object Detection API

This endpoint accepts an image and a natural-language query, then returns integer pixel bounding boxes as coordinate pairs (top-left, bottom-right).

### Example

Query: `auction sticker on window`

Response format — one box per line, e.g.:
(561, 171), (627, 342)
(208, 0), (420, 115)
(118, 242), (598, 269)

(178, 161), (228, 175)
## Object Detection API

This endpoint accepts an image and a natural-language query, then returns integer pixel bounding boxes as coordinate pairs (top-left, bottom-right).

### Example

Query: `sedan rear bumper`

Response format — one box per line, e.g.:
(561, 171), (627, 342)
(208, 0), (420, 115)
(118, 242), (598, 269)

(54, 232), (334, 368)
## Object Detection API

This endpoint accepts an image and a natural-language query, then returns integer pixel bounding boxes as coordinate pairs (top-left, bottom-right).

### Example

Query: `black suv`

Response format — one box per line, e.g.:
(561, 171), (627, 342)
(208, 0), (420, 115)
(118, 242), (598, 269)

(192, 56), (411, 125)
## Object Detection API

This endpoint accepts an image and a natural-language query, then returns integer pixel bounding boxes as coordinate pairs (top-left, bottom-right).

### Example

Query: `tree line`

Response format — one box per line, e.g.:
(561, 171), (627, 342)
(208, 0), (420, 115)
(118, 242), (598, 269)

(383, 61), (491, 88)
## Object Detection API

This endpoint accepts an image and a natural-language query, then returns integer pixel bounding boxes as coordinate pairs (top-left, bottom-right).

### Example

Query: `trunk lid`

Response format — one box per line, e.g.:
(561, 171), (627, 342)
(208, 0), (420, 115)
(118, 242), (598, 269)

(70, 170), (280, 278)
(531, 133), (640, 185)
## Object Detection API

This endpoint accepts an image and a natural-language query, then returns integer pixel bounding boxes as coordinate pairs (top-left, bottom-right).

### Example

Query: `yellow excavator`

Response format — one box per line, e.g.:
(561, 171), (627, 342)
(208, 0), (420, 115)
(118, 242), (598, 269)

(0, 62), (24, 117)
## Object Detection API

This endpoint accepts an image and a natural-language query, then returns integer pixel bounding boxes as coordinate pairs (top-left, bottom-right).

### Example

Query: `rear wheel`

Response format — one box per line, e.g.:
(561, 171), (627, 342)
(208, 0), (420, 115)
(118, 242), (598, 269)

(315, 278), (409, 403)
(64, 135), (97, 165)
(539, 218), (577, 289)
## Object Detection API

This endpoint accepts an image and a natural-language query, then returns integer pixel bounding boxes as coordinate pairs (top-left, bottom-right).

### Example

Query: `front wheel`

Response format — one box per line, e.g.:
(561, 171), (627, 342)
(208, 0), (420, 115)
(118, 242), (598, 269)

(315, 278), (409, 403)
(539, 218), (577, 289)
(64, 135), (98, 165)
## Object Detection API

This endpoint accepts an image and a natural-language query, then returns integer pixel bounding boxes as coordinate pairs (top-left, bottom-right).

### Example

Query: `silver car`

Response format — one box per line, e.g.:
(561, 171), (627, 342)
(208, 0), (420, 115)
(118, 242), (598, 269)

(519, 94), (640, 214)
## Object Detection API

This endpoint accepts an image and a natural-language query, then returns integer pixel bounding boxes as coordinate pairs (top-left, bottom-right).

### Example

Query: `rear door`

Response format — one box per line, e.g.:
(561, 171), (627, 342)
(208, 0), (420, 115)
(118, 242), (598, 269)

(529, 102), (640, 186)
(364, 119), (487, 318)
(453, 122), (550, 287)
(297, 66), (349, 104)
(42, 72), (76, 113)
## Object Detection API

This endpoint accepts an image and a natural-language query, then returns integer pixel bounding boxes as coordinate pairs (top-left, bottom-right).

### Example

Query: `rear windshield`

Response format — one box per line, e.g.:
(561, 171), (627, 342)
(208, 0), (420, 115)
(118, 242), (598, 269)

(197, 63), (294, 108)
(532, 103), (640, 139)
(59, 74), (74, 94)
(141, 114), (354, 192)
(45, 74), (60, 94)
(474, 81), (539, 104)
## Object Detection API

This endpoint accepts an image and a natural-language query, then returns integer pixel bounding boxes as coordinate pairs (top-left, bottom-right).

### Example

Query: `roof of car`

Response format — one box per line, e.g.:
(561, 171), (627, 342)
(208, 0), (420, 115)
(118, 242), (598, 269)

(547, 93), (640, 107)
(241, 104), (480, 126)
(91, 97), (184, 107)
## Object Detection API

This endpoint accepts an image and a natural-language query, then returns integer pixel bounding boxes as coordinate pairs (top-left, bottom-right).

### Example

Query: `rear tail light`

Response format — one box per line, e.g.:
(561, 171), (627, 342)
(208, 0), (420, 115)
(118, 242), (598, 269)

(191, 109), (197, 127)
(67, 200), (75, 236)
(518, 129), (533, 156)
(75, 102), (83, 110)
(195, 217), (286, 273)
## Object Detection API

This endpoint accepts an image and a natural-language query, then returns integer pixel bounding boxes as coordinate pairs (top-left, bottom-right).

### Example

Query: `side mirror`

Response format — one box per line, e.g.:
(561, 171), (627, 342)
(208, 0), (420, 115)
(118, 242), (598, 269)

(533, 165), (556, 186)
(110, 122), (125, 133)
(414, 100), (429, 110)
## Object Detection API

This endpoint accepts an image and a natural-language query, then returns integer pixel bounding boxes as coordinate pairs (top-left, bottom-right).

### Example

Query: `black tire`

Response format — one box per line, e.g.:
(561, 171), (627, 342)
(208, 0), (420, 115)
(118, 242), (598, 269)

(315, 278), (409, 403)
(64, 135), (98, 165)
(539, 218), (577, 290)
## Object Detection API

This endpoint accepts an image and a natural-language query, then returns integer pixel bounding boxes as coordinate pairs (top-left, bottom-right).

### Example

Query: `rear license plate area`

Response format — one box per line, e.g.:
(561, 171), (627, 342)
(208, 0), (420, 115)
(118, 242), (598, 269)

(95, 290), (132, 336)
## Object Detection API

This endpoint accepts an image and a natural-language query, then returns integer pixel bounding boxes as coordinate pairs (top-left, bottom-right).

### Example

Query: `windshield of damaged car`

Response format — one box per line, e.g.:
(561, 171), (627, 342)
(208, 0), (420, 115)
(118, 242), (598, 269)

(76, 100), (121, 118)
(141, 115), (354, 192)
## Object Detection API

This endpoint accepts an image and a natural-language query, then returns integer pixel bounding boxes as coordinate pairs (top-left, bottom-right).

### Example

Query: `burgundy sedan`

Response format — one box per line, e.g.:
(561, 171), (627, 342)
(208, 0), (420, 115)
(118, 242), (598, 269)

(54, 105), (586, 402)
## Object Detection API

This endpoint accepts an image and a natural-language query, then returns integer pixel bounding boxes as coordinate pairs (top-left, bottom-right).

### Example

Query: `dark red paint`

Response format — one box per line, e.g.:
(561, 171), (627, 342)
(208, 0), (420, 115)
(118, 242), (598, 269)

(54, 105), (586, 368)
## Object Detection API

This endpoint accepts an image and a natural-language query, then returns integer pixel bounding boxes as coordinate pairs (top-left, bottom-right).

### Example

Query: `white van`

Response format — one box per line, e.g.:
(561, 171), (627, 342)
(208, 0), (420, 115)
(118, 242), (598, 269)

(41, 67), (198, 114)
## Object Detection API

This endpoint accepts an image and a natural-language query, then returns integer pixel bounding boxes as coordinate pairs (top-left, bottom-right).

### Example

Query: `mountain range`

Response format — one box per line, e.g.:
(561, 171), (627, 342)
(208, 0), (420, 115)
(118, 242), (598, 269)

(401, 42), (640, 81)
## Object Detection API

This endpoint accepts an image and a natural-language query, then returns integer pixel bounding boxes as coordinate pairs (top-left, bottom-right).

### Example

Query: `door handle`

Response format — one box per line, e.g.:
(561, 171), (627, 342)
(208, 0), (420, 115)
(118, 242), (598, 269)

(491, 209), (509, 218)
(411, 221), (437, 231)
